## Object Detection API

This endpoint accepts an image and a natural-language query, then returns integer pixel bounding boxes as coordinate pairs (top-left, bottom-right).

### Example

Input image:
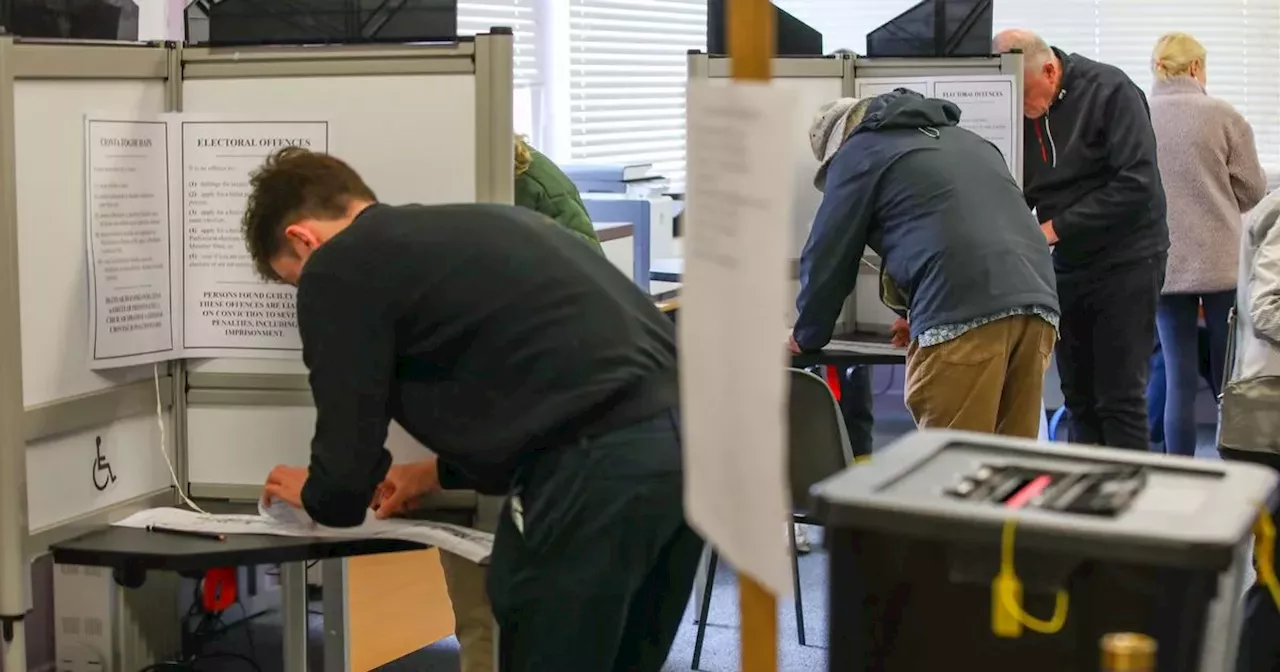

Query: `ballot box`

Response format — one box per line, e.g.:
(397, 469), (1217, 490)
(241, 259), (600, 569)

(812, 430), (1277, 672)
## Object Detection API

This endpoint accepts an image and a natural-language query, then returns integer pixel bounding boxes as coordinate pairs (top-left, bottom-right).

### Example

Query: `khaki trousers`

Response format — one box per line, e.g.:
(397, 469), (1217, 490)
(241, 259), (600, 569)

(439, 493), (502, 672)
(904, 314), (1055, 438)
(439, 550), (494, 672)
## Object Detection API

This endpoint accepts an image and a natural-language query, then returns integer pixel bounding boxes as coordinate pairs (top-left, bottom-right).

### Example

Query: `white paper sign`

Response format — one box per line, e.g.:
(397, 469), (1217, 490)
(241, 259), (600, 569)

(179, 120), (328, 356)
(133, 0), (188, 42)
(682, 79), (797, 598)
(86, 119), (176, 368)
(85, 115), (330, 369)
(855, 75), (1019, 178)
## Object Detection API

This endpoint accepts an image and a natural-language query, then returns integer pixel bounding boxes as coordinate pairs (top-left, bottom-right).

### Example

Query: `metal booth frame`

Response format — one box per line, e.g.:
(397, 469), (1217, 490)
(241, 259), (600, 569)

(687, 51), (1025, 335)
(0, 30), (515, 672)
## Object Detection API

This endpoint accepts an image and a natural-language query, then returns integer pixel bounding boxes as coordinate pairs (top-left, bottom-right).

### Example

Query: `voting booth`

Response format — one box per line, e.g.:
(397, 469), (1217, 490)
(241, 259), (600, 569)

(687, 51), (1023, 336)
(0, 32), (515, 672)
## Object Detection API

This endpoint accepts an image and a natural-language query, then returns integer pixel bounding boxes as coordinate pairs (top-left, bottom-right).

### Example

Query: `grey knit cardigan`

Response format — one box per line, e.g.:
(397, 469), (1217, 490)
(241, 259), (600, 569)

(1150, 75), (1268, 294)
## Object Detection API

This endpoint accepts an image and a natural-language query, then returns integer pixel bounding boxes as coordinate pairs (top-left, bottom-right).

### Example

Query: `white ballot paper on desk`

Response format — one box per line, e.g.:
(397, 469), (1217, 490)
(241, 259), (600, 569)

(115, 504), (494, 564)
(681, 79), (798, 598)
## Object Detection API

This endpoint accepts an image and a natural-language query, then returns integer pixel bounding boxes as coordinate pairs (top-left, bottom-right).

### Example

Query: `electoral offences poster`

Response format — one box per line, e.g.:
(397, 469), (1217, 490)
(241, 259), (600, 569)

(180, 121), (329, 354)
(85, 116), (330, 369)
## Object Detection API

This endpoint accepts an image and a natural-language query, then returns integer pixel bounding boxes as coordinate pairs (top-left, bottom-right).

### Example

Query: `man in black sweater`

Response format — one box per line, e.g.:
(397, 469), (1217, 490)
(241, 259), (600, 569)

(994, 29), (1169, 450)
(249, 147), (701, 672)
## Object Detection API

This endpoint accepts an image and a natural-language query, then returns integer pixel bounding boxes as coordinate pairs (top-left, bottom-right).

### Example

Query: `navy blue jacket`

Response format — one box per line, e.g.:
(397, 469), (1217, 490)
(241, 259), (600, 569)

(794, 89), (1059, 349)
(1023, 48), (1169, 278)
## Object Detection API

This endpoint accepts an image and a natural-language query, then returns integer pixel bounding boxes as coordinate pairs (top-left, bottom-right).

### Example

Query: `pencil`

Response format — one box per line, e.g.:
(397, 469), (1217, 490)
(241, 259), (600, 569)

(146, 525), (226, 542)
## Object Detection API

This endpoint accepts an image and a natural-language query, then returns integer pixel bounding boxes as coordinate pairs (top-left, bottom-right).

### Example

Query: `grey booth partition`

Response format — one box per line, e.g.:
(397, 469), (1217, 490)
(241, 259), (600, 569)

(0, 39), (186, 672)
(0, 32), (515, 672)
(688, 51), (1024, 336)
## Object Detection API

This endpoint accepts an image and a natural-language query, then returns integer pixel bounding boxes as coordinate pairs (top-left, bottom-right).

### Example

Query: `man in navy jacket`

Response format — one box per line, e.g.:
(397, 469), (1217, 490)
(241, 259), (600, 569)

(789, 90), (1059, 438)
(995, 29), (1170, 450)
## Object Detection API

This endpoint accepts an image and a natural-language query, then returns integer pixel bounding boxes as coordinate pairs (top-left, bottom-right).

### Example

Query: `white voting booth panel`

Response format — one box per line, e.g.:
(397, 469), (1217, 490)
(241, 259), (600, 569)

(179, 37), (514, 499)
(0, 40), (185, 672)
(689, 54), (852, 331)
(0, 41), (181, 555)
(850, 55), (1024, 333)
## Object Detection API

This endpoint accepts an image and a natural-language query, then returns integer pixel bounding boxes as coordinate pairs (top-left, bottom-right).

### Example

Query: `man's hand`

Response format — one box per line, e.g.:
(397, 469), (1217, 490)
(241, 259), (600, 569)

(1041, 220), (1059, 245)
(890, 318), (910, 348)
(372, 457), (441, 519)
(787, 333), (802, 355)
(263, 465), (308, 509)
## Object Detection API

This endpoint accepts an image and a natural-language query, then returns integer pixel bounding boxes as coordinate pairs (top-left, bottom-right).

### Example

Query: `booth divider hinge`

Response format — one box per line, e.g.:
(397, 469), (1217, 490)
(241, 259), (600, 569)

(0, 612), (24, 643)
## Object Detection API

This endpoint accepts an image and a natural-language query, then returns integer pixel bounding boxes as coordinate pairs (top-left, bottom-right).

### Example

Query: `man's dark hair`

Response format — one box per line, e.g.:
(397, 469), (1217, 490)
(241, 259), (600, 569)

(241, 147), (378, 282)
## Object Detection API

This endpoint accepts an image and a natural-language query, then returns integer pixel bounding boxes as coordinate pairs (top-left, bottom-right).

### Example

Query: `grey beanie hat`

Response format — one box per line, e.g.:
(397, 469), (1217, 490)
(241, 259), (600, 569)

(809, 97), (864, 192)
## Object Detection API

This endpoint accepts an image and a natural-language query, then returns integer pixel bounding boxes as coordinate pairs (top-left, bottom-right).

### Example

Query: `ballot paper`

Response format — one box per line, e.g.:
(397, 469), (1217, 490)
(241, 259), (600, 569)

(682, 79), (799, 598)
(115, 506), (493, 564)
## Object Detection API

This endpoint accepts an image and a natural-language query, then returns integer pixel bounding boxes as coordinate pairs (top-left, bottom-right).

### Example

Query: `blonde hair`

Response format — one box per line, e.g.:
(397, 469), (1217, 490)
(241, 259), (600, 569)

(1152, 32), (1206, 81)
(514, 135), (533, 176)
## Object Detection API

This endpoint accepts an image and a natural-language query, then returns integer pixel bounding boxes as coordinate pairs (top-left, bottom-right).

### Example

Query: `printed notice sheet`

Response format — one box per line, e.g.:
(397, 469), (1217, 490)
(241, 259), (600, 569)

(85, 120), (175, 368)
(854, 75), (1019, 177)
(682, 80), (797, 598)
(85, 116), (329, 369)
(179, 120), (328, 356)
(117, 505), (494, 565)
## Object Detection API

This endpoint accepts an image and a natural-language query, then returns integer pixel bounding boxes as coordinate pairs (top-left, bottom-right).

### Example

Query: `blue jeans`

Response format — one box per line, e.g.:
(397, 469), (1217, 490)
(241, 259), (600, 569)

(1148, 341), (1165, 444)
(1153, 291), (1233, 457)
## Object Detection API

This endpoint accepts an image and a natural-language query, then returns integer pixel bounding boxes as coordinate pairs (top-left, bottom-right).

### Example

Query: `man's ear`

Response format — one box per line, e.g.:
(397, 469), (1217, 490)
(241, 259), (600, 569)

(283, 223), (320, 252)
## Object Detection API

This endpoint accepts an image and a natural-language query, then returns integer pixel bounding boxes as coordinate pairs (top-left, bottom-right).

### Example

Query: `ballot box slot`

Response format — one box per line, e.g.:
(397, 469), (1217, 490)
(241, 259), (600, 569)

(946, 463), (1148, 518)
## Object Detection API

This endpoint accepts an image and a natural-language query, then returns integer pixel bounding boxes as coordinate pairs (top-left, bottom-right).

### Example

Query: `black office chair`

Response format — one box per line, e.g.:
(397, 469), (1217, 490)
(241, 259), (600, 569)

(691, 367), (856, 668)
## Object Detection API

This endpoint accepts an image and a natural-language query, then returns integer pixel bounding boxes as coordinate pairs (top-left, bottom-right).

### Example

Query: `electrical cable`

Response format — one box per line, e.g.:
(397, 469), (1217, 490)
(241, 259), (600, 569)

(154, 363), (208, 513)
(873, 366), (895, 397)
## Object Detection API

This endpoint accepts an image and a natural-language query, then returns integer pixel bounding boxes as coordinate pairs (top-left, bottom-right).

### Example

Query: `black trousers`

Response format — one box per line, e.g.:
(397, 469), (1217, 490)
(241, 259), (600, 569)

(1056, 255), (1164, 450)
(488, 410), (704, 672)
(839, 366), (875, 458)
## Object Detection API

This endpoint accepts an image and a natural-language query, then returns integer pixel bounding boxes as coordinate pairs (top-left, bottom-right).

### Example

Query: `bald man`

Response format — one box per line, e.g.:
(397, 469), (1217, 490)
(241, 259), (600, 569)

(993, 30), (1168, 450)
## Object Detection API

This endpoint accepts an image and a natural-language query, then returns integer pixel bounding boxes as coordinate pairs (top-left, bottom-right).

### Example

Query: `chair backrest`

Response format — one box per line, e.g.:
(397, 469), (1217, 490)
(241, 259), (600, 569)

(788, 367), (855, 513)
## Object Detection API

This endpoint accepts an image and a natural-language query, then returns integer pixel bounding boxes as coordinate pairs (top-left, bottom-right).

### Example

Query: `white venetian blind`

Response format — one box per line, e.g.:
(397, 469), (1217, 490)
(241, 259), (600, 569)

(1092, 0), (1280, 178)
(779, 0), (1280, 178)
(567, 0), (708, 186)
(457, 0), (538, 85)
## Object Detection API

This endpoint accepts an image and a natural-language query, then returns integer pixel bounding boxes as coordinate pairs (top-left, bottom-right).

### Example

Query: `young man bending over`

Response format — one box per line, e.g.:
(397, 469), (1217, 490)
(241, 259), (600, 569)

(252, 147), (702, 672)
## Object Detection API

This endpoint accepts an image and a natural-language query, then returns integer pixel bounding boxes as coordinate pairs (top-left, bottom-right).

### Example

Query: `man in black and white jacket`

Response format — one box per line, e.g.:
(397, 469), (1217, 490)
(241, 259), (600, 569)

(995, 29), (1170, 450)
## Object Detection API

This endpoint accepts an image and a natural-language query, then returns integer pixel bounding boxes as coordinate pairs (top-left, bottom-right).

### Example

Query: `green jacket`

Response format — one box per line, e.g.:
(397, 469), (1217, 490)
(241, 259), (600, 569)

(514, 150), (603, 253)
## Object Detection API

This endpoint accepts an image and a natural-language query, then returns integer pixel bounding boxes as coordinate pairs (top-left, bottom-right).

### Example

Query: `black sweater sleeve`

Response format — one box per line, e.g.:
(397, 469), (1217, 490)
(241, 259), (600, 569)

(296, 268), (394, 527)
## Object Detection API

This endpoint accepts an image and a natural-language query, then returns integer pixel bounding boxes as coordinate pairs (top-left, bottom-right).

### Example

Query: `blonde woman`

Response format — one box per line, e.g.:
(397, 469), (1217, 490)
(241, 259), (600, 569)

(513, 135), (602, 252)
(1148, 32), (1266, 457)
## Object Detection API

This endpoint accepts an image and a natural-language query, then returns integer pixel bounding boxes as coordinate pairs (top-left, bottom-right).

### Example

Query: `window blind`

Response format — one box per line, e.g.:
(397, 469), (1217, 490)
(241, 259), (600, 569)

(566, 0), (707, 186)
(1090, 1), (1280, 178)
(779, 0), (1280, 178)
(458, 0), (539, 86)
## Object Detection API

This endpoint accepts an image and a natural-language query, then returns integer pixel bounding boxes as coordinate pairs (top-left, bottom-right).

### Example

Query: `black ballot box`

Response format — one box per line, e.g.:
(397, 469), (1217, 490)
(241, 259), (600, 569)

(811, 430), (1277, 672)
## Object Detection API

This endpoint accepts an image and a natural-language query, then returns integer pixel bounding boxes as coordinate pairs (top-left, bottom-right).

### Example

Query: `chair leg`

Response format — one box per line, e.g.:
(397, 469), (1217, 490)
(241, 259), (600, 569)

(789, 523), (806, 646)
(691, 550), (719, 670)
